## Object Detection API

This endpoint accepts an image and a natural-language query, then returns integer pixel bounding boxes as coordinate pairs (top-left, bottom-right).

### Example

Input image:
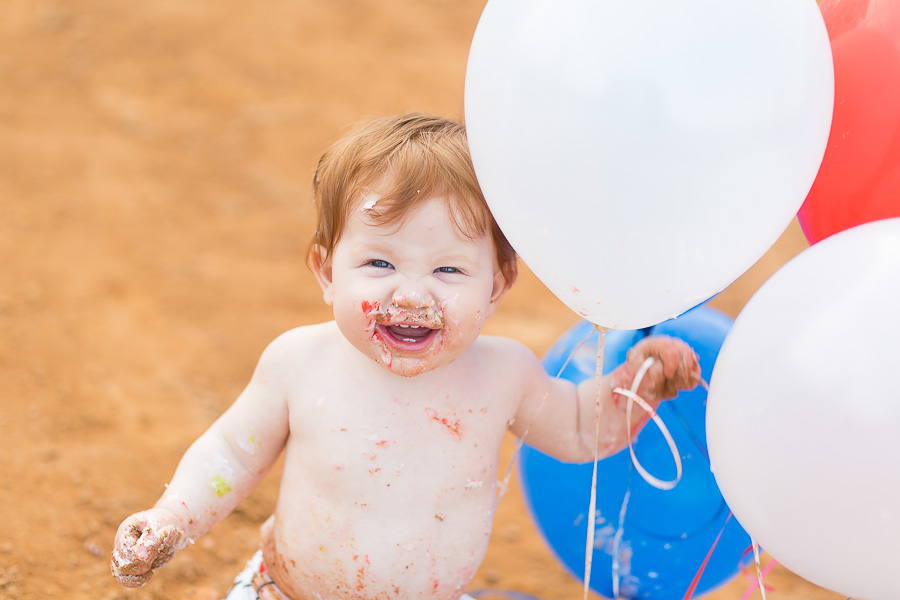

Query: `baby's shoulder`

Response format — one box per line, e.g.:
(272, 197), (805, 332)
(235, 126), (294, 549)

(255, 321), (342, 369)
(269, 321), (338, 346)
(470, 334), (542, 370)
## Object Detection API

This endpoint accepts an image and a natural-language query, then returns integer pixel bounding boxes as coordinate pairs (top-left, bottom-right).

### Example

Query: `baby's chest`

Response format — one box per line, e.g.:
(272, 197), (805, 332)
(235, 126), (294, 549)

(288, 390), (507, 501)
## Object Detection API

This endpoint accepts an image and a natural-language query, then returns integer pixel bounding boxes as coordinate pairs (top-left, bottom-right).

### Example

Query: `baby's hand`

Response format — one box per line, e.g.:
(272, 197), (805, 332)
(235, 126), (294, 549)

(616, 335), (702, 403)
(110, 508), (187, 588)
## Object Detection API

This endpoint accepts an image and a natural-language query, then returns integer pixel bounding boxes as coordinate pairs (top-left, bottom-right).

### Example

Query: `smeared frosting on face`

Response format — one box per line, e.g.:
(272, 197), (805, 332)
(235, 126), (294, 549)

(362, 299), (445, 330)
(329, 195), (499, 383)
(360, 299), (453, 377)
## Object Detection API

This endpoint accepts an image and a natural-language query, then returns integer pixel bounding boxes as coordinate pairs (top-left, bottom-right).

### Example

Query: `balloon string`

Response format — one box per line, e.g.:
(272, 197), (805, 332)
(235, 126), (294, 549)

(553, 326), (599, 380)
(751, 540), (768, 600)
(739, 545), (775, 586)
(680, 513), (733, 600)
(680, 515), (774, 600)
(611, 466), (632, 600)
(613, 357), (683, 491)
(495, 398), (545, 502)
(584, 334), (686, 600)
(738, 548), (776, 600)
(666, 402), (710, 461)
(582, 324), (609, 600)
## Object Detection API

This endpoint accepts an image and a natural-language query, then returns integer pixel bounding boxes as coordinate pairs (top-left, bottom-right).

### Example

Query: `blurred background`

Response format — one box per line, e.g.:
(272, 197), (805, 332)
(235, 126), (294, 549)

(0, 1), (844, 598)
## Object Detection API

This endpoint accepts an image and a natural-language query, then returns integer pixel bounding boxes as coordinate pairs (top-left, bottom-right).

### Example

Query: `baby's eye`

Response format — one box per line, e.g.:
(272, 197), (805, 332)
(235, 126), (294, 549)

(367, 259), (394, 269)
(434, 266), (461, 274)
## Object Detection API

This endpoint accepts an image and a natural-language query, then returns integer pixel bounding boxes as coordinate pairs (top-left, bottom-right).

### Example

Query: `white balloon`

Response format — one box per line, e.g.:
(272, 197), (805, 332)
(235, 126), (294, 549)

(465, 0), (834, 329)
(707, 218), (900, 600)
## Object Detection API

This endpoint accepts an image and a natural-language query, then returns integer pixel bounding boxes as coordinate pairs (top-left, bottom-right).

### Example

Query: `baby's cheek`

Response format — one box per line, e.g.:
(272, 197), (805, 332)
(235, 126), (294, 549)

(462, 309), (488, 342)
(439, 315), (463, 346)
(440, 299), (482, 332)
(474, 308), (487, 331)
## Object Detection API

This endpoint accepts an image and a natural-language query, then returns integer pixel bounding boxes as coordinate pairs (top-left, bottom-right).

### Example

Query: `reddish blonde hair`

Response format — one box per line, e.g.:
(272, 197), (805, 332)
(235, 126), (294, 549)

(309, 113), (517, 286)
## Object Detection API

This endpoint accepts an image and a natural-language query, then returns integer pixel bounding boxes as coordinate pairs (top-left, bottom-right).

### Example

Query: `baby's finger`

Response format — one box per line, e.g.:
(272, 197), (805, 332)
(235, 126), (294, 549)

(112, 564), (154, 589)
(150, 525), (184, 569)
(111, 524), (151, 576)
(678, 346), (701, 381)
(110, 542), (149, 576)
(116, 515), (145, 546)
(689, 351), (702, 380)
(132, 537), (151, 563)
(658, 343), (682, 379)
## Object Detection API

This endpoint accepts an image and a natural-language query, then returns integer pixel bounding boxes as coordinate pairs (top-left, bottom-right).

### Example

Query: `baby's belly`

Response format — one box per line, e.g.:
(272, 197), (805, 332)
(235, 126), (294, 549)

(265, 450), (500, 599)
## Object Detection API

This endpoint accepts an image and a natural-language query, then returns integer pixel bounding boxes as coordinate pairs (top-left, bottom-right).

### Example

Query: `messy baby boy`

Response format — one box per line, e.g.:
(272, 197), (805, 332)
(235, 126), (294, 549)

(111, 113), (701, 600)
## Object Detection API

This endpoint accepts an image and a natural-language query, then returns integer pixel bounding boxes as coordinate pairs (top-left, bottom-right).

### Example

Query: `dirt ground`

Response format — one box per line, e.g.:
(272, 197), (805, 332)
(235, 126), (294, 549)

(0, 2), (849, 599)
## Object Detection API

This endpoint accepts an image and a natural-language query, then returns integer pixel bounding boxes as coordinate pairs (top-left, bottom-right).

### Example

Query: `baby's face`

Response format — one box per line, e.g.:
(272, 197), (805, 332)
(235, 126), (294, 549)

(319, 195), (504, 377)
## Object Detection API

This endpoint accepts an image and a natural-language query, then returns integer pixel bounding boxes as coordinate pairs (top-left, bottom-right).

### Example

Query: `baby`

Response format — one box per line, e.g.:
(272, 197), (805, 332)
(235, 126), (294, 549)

(110, 113), (702, 600)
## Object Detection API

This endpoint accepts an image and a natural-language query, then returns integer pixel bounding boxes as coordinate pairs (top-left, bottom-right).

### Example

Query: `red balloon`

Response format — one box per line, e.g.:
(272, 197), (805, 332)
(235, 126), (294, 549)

(798, 0), (900, 244)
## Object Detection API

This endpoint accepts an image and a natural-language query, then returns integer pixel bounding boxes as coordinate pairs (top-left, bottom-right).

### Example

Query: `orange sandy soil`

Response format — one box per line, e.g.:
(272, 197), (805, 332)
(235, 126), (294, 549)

(0, 2), (847, 599)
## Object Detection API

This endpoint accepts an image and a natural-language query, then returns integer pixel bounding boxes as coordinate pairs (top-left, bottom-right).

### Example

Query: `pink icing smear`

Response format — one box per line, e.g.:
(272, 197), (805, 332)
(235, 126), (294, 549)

(361, 300), (381, 315)
(425, 407), (463, 440)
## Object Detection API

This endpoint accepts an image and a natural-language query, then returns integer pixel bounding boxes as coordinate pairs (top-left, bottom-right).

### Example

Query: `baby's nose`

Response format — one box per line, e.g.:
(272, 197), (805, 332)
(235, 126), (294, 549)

(391, 280), (434, 309)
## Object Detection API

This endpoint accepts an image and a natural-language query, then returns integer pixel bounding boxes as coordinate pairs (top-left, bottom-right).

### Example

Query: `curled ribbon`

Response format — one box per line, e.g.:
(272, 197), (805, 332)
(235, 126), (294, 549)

(584, 345), (686, 600)
(613, 356), (684, 490)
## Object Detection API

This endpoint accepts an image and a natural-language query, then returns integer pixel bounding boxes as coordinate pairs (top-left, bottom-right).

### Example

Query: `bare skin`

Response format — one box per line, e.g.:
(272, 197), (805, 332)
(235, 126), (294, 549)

(111, 197), (701, 599)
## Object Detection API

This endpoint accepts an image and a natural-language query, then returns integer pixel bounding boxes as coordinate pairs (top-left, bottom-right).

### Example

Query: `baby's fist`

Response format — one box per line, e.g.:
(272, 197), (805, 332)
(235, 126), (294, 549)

(621, 335), (702, 401)
(110, 509), (186, 588)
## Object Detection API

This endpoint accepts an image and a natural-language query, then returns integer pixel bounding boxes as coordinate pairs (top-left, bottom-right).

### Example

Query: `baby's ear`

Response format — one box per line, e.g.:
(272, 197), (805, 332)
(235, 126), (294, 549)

(485, 269), (510, 319)
(309, 245), (335, 306)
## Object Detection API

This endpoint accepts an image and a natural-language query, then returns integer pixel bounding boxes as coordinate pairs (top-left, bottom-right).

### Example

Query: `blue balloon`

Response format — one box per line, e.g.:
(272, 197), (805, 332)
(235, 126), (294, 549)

(519, 305), (750, 599)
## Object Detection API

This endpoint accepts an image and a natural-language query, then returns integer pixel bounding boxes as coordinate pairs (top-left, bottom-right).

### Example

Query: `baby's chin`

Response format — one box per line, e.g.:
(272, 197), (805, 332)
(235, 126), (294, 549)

(379, 354), (441, 377)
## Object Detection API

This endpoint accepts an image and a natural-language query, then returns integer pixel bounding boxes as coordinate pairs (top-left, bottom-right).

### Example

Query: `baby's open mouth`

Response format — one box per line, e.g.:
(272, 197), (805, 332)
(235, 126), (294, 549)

(364, 302), (445, 355)
(376, 323), (439, 350)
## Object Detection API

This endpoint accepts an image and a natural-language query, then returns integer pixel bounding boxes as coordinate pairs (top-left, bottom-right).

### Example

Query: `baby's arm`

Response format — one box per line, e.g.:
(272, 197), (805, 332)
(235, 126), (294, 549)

(510, 335), (701, 463)
(111, 335), (293, 587)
